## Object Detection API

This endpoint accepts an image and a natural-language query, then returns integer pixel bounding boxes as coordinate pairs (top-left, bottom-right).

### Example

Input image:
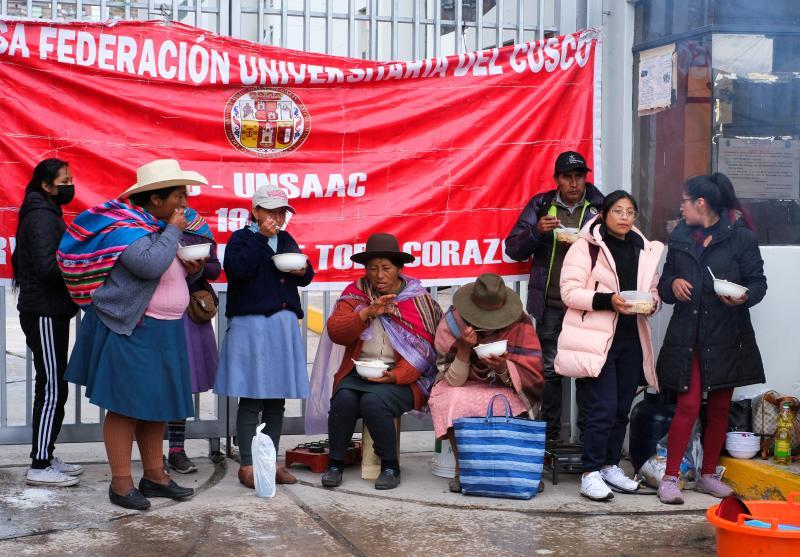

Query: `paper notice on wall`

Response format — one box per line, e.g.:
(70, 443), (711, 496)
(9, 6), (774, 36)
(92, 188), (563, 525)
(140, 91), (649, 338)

(638, 44), (675, 115)
(717, 139), (800, 200)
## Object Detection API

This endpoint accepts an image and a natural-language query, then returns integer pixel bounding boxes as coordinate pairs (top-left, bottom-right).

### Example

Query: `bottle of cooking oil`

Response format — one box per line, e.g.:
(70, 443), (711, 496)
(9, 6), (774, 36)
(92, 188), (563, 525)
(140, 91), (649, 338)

(773, 402), (793, 465)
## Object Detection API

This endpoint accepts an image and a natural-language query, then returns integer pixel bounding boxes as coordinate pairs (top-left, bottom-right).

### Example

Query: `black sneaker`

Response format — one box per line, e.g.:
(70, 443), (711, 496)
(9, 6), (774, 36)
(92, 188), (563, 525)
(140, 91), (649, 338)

(321, 466), (343, 488)
(168, 450), (198, 474)
(374, 468), (401, 490)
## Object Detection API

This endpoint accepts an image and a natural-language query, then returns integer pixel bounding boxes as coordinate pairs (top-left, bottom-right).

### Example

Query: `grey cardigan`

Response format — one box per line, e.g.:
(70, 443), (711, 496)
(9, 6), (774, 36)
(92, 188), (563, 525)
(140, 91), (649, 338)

(92, 225), (198, 336)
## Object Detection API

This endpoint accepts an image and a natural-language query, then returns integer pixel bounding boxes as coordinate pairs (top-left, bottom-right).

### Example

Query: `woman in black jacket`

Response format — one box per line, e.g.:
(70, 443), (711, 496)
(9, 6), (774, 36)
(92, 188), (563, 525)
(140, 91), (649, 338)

(656, 173), (766, 505)
(11, 159), (82, 487)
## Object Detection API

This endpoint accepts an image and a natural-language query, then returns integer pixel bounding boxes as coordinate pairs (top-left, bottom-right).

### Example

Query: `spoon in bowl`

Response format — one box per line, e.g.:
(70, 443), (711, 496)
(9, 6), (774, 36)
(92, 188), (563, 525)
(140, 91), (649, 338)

(707, 266), (717, 281)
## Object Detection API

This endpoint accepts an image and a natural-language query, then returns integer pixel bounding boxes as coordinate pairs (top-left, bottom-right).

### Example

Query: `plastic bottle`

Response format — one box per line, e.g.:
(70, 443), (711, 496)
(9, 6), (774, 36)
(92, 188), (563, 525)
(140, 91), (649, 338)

(773, 401), (793, 466)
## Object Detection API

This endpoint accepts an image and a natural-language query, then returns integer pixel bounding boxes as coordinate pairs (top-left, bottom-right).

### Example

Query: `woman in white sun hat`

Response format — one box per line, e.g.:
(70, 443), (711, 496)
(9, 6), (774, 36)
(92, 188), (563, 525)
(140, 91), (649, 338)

(61, 159), (207, 511)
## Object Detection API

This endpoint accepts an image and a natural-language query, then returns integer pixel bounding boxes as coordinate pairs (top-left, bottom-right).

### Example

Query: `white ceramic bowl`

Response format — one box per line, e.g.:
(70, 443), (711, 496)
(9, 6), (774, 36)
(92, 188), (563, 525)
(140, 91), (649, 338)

(353, 359), (388, 379)
(474, 340), (508, 359)
(177, 243), (211, 261)
(727, 447), (759, 459)
(713, 279), (748, 299)
(272, 253), (308, 272)
(619, 291), (655, 314)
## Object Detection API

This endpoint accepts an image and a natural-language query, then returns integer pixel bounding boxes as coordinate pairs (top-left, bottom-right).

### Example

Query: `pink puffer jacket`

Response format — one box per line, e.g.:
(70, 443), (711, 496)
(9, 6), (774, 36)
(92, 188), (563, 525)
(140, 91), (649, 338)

(554, 217), (664, 388)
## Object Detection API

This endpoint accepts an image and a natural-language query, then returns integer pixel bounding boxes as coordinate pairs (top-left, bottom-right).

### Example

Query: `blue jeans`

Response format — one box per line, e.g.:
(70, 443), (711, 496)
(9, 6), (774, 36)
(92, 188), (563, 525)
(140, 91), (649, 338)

(578, 336), (643, 473)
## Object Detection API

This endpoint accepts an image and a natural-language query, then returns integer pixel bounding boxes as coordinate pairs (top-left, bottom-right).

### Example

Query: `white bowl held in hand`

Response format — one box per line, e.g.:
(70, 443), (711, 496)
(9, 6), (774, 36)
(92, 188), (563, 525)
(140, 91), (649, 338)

(353, 359), (389, 379)
(713, 279), (748, 299)
(556, 227), (579, 244)
(619, 291), (655, 314)
(177, 243), (211, 261)
(473, 340), (508, 359)
(272, 253), (308, 272)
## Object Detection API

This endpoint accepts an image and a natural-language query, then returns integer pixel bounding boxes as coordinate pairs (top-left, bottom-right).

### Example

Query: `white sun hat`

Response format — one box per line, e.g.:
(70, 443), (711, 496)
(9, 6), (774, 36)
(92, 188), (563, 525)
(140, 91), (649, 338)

(121, 159), (208, 198)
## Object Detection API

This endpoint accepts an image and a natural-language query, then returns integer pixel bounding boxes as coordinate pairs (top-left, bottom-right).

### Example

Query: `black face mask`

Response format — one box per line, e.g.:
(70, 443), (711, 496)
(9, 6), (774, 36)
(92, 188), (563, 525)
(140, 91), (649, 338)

(52, 184), (75, 205)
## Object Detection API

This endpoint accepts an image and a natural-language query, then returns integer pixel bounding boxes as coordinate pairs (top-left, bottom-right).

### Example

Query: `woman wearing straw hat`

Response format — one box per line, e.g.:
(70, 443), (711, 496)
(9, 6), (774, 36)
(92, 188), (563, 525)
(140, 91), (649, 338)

(214, 185), (314, 489)
(429, 273), (545, 493)
(60, 159), (207, 510)
(315, 233), (442, 490)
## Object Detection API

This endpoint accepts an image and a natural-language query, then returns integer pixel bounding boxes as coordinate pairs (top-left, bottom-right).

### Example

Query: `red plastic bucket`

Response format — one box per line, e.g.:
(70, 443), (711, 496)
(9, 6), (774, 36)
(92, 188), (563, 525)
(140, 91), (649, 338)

(707, 492), (800, 556)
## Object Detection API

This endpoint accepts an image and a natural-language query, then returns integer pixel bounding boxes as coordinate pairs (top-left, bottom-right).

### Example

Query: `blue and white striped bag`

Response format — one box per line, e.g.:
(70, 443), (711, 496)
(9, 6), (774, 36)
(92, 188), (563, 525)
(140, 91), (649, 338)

(453, 394), (546, 500)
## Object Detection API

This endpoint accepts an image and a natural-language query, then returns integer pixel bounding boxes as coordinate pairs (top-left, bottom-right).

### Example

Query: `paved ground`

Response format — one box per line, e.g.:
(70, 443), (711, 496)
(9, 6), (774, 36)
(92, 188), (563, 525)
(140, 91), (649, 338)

(0, 433), (719, 557)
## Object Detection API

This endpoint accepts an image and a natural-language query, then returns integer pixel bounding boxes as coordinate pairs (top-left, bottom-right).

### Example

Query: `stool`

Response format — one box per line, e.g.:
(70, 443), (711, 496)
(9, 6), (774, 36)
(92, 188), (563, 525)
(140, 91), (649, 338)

(544, 442), (583, 485)
(361, 417), (402, 480)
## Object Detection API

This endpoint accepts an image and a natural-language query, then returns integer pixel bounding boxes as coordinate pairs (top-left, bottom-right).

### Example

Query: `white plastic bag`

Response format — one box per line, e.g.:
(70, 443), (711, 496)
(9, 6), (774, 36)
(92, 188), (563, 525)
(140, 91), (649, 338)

(252, 423), (276, 498)
(636, 418), (703, 489)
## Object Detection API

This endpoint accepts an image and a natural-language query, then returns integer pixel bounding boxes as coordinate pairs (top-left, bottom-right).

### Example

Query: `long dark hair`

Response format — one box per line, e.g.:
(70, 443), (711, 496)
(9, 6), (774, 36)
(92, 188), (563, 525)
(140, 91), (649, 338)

(684, 175), (724, 215)
(710, 172), (756, 231)
(11, 158), (69, 286)
(600, 190), (639, 222)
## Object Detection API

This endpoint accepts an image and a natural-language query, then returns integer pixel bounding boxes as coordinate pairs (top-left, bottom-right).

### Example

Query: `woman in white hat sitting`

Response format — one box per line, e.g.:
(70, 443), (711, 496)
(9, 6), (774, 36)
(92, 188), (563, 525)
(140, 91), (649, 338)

(60, 159), (208, 510)
(429, 273), (545, 493)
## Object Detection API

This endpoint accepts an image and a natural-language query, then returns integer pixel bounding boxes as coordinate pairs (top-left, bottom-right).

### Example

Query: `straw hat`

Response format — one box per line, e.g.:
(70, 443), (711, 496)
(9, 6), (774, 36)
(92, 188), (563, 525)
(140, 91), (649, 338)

(452, 273), (523, 330)
(121, 159), (208, 198)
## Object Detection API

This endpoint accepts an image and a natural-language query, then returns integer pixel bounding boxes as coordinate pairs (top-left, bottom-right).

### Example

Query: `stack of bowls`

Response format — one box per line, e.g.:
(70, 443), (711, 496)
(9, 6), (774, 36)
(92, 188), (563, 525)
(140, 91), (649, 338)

(725, 432), (760, 459)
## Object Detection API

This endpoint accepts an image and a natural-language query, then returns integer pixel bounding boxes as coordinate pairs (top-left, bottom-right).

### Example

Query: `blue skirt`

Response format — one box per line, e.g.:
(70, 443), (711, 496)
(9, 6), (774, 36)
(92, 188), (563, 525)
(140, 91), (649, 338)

(214, 311), (309, 399)
(66, 307), (195, 421)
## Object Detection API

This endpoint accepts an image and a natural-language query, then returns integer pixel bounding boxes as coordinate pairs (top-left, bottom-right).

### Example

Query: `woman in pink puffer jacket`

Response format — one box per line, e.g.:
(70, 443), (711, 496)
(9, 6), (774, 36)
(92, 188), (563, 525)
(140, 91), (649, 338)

(555, 190), (664, 502)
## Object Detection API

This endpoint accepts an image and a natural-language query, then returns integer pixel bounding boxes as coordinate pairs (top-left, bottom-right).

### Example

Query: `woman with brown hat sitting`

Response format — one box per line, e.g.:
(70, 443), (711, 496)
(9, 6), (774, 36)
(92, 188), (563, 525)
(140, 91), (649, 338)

(429, 273), (545, 493)
(317, 233), (442, 490)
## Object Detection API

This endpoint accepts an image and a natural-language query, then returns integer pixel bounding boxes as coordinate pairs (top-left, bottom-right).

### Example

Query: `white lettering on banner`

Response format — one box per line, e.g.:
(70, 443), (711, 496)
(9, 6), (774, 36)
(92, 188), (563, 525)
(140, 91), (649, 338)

(0, 237), (16, 266)
(28, 25), (232, 84)
(314, 239), (514, 271)
(232, 172), (367, 199)
(510, 36), (593, 74)
(215, 208), (251, 232)
(0, 22), (30, 57)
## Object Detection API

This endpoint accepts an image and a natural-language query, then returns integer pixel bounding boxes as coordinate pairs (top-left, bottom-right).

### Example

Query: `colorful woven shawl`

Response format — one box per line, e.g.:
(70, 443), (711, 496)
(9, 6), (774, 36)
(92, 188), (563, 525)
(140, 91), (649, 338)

(341, 275), (443, 397)
(184, 207), (214, 241)
(57, 199), (163, 306)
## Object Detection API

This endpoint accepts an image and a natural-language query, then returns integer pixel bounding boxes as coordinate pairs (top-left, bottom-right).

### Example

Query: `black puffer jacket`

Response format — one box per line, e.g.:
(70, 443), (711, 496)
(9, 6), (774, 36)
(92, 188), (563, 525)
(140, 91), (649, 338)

(656, 217), (766, 393)
(12, 191), (78, 318)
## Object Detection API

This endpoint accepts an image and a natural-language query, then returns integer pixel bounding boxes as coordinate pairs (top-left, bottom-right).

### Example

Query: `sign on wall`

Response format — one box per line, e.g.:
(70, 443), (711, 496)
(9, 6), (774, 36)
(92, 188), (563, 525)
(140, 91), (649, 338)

(0, 20), (600, 288)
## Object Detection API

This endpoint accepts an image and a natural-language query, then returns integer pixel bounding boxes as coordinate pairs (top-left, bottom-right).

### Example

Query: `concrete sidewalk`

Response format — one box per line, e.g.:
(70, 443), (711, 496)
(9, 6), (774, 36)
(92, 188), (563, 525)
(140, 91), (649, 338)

(0, 433), (719, 556)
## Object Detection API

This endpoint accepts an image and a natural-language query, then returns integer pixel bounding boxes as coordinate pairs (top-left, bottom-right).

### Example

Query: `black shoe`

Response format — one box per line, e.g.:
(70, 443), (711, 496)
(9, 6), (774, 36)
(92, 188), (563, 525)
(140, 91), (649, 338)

(168, 450), (198, 474)
(138, 477), (194, 499)
(108, 486), (151, 510)
(321, 466), (343, 488)
(374, 468), (401, 490)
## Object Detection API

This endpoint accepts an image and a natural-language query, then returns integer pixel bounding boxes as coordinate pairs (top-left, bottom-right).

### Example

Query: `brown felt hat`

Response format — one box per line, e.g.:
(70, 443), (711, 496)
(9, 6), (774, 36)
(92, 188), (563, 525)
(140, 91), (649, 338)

(453, 273), (523, 330)
(350, 233), (415, 265)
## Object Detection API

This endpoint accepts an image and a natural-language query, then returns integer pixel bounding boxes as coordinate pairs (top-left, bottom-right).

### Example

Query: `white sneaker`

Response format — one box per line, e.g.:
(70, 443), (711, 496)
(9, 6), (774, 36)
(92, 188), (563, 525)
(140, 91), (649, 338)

(51, 456), (84, 476)
(26, 466), (80, 487)
(600, 465), (640, 493)
(581, 471), (614, 501)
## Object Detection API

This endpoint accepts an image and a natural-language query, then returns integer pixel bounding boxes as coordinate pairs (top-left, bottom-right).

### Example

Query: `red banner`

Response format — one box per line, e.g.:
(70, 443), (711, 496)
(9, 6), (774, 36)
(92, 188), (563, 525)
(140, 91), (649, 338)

(0, 19), (600, 289)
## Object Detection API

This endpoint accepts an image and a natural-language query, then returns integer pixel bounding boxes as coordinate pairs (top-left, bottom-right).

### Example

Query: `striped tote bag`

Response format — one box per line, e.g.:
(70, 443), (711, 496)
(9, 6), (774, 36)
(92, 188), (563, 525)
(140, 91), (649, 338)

(453, 394), (546, 500)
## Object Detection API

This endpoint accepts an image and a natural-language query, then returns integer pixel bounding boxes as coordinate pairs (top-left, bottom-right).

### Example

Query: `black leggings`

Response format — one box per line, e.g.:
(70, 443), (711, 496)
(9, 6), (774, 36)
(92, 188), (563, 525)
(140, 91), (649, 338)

(328, 389), (397, 463)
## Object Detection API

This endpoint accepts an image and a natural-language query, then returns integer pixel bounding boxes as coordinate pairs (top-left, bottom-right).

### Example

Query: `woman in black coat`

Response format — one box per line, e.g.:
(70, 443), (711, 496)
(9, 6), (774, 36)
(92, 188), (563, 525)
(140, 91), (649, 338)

(655, 173), (766, 505)
(12, 159), (82, 487)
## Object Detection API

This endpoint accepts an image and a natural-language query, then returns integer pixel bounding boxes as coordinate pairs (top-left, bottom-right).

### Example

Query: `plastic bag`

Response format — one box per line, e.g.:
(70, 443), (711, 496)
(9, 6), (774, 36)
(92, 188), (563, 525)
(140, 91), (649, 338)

(252, 423), (276, 498)
(636, 419), (703, 489)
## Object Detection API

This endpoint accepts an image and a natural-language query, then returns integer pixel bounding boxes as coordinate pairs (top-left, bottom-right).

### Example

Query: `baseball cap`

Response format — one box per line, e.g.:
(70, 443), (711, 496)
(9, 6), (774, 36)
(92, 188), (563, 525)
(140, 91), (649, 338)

(252, 185), (296, 213)
(554, 151), (591, 175)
